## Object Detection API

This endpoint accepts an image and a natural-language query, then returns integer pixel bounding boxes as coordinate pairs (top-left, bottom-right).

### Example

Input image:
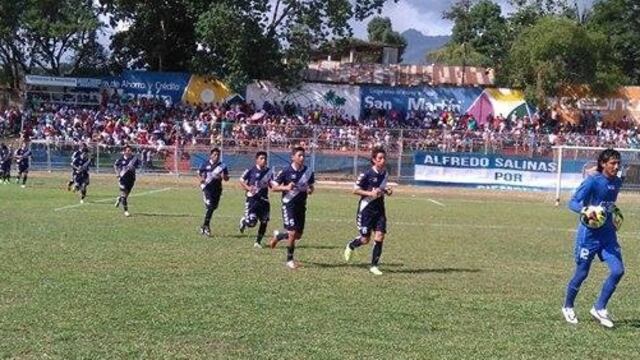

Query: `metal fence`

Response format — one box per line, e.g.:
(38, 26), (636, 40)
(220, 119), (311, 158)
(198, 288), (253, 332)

(28, 126), (564, 182)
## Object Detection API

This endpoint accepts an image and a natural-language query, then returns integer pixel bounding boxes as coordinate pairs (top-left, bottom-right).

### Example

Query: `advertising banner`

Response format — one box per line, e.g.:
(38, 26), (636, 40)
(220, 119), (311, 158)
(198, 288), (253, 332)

(360, 85), (483, 119)
(414, 151), (586, 190)
(101, 71), (191, 104)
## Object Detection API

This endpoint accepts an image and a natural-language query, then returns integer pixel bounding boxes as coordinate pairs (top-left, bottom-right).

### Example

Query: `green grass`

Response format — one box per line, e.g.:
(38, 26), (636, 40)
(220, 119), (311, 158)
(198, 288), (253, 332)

(1, 174), (639, 359)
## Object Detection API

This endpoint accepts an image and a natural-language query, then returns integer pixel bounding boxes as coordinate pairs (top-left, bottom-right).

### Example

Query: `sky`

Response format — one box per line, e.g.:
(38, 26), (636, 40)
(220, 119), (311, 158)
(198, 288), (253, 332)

(350, 0), (594, 37)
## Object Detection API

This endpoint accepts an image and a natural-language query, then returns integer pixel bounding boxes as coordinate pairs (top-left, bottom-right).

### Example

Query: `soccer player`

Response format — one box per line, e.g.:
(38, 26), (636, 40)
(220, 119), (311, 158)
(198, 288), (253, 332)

(239, 151), (273, 248)
(268, 146), (315, 270)
(561, 149), (624, 328)
(0, 143), (11, 184)
(14, 142), (32, 188)
(68, 143), (87, 191)
(198, 148), (229, 237)
(343, 147), (393, 276)
(71, 147), (91, 203)
(114, 145), (141, 217)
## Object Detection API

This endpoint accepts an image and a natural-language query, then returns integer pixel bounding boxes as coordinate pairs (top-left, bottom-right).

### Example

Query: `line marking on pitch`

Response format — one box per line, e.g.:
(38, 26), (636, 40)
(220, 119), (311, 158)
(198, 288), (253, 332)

(54, 187), (172, 212)
(427, 198), (446, 207)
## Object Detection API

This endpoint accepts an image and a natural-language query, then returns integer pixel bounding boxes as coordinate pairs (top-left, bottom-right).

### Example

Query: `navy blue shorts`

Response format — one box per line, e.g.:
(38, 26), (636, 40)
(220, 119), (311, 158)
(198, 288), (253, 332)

(75, 172), (90, 187)
(357, 208), (387, 236)
(244, 198), (270, 224)
(1, 162), (10, 173)
(119, 175), (136, 193)
(18, 164), (29, 174)
(203, 189), (221, 210)
(282, 202), (306, 233)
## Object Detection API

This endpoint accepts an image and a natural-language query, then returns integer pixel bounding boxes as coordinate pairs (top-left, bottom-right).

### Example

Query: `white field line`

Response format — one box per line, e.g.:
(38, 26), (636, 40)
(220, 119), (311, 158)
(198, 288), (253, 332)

(53, 187), (172, 212)
(427, 198), (446, 207)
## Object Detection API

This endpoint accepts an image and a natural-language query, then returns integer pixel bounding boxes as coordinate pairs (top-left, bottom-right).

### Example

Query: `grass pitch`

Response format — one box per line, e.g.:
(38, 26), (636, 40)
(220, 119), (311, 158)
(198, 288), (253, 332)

(1, 173), (639, 359)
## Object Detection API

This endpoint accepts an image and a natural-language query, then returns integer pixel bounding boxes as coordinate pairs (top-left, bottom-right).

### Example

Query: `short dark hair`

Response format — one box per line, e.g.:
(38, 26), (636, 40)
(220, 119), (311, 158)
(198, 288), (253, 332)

(371, 147), (386, 159)
(597, 148), (621, 172)
(210, 147), (221, 155)
(256, 151), (267, 159)
(123, 145), (133, 151)
(292, 146), (305, 155)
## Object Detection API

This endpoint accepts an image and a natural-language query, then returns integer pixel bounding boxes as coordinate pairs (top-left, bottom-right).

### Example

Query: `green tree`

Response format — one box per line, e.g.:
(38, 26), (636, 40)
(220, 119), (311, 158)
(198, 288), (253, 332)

(0, 0), (102, 85)
(366, 16), (407, 61)
(501, 16), (626, 106)
(588, 0), (640, 85)
(436, 1), (506, 69)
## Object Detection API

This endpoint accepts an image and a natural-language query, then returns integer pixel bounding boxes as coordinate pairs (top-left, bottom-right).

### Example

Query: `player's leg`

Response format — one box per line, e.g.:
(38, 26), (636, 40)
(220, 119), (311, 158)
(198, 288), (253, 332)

(201, 191), (219, 236)
(269, 204), (292, 248)
(68, 170), (76, 191)
(369, 215), (387, 275)
(254, 203), (270, 247)
(285, 205), (305, 269)
(344, 210), (373, 262)
(21, 169), (28, 187)
(239, 201), (250, 233)
(590, 243), (624, 328)
(562, 244), (596, 324)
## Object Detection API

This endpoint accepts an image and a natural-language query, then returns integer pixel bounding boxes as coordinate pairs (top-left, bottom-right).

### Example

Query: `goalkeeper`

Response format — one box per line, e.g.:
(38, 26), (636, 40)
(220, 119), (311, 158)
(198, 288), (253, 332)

(561, 149), (624, 328)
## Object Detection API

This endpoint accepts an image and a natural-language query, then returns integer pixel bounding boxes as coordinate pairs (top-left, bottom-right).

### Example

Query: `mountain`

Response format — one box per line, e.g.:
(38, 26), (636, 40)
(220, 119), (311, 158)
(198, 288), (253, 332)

(401, 29), (450, 65)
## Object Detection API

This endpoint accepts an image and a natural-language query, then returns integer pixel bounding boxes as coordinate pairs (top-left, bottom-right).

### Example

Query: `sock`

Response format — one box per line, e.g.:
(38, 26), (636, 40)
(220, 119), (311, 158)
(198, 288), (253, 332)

(203, 208), (214, 227)
(81, 189), (86, 200)
(256, 222), (268, 244)
(287, 246), (295, 262)
(122, 197), (128, 211)
(349, 237), (363, 250)
(564, 260), (592, 308)
(371, 241), (383, 266)
(22, 175), (27, 185)
(594, 256), (625, 310)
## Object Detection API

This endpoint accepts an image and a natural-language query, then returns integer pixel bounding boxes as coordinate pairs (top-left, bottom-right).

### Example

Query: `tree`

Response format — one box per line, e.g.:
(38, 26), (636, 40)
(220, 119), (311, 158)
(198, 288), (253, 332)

(427, 43), (492, 67)
(0, 0), (102, 84)
(588, 0), (640, 85)
(366, 16), (407, 61)
(500, 16), (626, 106)
(103, 0), (397, 91)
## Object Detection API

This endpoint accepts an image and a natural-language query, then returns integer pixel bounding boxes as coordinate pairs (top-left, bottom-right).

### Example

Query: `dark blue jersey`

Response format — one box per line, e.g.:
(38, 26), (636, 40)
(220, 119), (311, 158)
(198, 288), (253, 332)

(199, 160), (228, 191)
(15, 148), (31, 167)
(241, 166), (272, 201)
(71, 150), (82, 161)
(0, 147), (10, 163)
(355, 167), (389, 213)
(273, 164), (315, 205)
(72, 156), (91, 174)
(569, 172), (622, 243)
(114, 156), (140, 178)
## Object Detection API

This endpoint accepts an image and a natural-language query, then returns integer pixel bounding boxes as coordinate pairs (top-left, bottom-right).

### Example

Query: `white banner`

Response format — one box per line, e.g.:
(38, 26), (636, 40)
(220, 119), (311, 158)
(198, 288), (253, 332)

(246, 81), (361, 118)
(415, 165), (583, 189)
(25, 75), (77, 87)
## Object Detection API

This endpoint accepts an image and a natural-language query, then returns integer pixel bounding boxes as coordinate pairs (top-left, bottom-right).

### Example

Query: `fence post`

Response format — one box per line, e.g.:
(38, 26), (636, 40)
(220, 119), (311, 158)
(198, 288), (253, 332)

(46, 141), (51, 173)
(311, 127), (317, 172)
(353, 128), (359, 179)
(95, 143), (100, 174)
(266, 134), (271, 168)
(174, 145), (179, 177)
(397, 129), (403, 181)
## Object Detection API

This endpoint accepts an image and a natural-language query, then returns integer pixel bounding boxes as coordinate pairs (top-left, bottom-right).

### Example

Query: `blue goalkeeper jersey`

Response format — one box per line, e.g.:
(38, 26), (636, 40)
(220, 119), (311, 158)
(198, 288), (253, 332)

(568, 172), (622, 244)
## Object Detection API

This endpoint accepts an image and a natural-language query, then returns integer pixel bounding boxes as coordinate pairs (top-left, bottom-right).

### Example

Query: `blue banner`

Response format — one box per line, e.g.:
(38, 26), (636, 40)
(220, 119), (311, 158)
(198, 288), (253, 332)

(360, 85), (483, 118)
(101, 71), (190, 104)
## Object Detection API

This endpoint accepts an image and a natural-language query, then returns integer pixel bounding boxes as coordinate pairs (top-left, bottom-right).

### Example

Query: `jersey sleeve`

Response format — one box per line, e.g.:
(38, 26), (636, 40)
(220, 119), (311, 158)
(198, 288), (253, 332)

(568, 177), (593, 213)
(241, 169), (250, 184)
(355, 172), (367, 189)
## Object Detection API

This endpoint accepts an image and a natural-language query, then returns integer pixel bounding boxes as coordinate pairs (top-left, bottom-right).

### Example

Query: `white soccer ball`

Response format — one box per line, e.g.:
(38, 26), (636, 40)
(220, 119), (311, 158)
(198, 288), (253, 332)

(580, 205), (607, 229)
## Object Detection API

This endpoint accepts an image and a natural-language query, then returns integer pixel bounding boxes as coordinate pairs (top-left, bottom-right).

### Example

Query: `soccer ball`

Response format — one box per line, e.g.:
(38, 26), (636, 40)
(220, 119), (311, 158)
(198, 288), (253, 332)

(612, 206), (624, 231)
(580, 205), (607, 229)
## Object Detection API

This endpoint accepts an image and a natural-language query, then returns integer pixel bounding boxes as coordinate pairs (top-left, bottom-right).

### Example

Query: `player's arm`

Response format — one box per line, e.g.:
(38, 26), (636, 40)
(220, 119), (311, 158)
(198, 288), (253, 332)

(222, 165), (229, 182)
(270, 171), (293, 192)
(239, 170), (252, 192)
(113, 160), (120, 177)
(568, 177), (593, 214)
(352, 173), (380, 197)
(198, 166), (207, 189)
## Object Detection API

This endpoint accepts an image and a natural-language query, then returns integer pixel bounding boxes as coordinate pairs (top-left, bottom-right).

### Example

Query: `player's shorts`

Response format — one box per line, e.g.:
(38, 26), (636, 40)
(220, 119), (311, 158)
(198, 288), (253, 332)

(18, 163), (29, 174)
(203, 188), (222, 210)
(574, 239), (622, 265)
(357, 208), (387, 236)
(282, 201), (306, 233)
(244, 198), (270, 225)
(1, 162), (10, 173)
(75, 172), (90, 187)
(119, 175), (136, 193)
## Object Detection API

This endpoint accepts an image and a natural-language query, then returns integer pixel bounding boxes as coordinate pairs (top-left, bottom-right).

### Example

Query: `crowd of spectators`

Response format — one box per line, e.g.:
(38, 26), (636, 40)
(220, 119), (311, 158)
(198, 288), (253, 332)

(1, 93), (639, 157)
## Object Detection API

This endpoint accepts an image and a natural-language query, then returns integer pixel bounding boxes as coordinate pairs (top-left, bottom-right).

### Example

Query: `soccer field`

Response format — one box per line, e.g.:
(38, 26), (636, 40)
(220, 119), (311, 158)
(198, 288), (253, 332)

(1, 174), (639, 359)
